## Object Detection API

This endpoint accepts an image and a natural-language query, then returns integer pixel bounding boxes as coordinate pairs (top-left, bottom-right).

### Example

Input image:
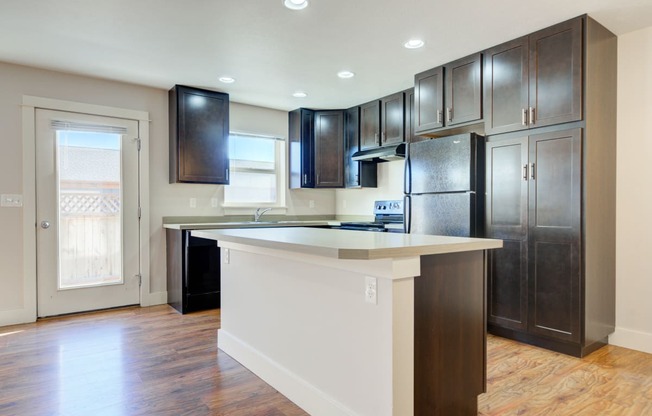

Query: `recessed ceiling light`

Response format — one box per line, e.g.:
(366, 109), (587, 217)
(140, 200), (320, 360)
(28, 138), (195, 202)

(404, 39), (425, 49)
(293, 91), (307, 98)
(337, 71), (355, 79)
(219, 76), (235, 83)
(284, 0), (308, 10)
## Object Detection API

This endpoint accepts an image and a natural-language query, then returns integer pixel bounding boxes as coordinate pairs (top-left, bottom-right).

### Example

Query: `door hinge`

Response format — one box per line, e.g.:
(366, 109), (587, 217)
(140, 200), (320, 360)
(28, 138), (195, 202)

(135, 273), (142, 286)
(134, 137), (141, 151)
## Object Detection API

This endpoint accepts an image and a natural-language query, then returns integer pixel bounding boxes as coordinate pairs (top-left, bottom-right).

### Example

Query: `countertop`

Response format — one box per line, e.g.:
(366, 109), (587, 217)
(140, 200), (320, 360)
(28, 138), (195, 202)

(163, 220), (340, 230)
(192, 227), (502, 260)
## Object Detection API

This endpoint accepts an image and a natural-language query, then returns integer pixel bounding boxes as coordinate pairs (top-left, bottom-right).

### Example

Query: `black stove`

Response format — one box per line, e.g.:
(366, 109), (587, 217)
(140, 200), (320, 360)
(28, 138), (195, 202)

(338, 200), (405, 233)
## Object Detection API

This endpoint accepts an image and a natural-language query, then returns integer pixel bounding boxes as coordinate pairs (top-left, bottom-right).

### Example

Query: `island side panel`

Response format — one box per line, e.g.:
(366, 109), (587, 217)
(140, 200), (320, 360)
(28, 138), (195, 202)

(218, 246), (416, 416)
(414, 250), (486, 416)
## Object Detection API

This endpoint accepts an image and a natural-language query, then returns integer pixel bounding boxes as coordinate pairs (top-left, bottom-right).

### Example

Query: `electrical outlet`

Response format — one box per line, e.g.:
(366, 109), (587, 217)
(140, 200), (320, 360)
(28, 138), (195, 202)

(1, 194), (23, 207)
(309, 200), (315, 209)
(190, 198), (197, 208)
(223, 249), (230, 264)
(211, 198), (218, 208)
(365, 276), (377, 305)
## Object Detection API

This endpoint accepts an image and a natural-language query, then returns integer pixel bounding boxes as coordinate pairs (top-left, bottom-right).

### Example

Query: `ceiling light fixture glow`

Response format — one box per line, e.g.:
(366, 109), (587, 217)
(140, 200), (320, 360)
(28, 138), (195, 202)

(284, 0), (308, 10)
(337, 71), (355, 79)
(293, 91), (307, 98)
(404, 39), (425, 49)
(219, 76), (235, 83)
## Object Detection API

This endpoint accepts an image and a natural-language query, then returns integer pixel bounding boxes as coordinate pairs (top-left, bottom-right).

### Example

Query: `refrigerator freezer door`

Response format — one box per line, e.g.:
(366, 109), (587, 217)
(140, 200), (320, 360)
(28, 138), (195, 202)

(408, 133), (478, 194)
(408, 193), (479, 237)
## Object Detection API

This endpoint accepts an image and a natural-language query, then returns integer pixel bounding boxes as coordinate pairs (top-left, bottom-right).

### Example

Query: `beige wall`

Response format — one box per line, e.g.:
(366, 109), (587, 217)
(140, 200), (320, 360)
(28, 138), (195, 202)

(335, 160), (405, 215)
(610, 25), (652, 353)
(0, 61), (334, 323)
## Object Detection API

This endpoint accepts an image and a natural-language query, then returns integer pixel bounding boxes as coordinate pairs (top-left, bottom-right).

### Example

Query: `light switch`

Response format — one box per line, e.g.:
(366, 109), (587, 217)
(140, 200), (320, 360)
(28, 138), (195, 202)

(1, 194), (23, 207)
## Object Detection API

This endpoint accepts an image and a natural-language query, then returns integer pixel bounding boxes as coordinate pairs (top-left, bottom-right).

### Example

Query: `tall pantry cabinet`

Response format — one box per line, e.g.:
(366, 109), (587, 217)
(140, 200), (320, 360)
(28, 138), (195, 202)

(484, 15), (617, 357)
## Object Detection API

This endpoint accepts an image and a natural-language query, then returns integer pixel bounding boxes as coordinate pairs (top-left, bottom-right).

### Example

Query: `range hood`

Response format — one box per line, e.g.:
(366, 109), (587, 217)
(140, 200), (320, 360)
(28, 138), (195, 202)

(351, 143), (406, 162)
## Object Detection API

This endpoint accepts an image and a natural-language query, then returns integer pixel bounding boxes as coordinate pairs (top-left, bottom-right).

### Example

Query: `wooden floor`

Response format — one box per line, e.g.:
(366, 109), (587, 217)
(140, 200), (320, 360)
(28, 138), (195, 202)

(0, 306), (650, 416)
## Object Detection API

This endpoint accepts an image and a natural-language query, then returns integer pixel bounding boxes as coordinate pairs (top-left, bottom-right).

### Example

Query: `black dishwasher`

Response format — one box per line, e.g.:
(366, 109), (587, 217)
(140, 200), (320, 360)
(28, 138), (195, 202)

(166, 229), (221, 313)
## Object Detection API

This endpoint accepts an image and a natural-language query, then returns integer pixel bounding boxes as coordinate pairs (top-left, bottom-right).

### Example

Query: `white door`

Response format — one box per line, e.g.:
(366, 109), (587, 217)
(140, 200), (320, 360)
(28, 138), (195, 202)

(36, 109), (141, 317)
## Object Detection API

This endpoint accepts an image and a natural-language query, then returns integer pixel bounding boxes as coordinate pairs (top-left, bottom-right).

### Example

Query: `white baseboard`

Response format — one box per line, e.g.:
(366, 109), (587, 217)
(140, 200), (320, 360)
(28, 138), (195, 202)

(218, 329), (358, 416)
(0, 308), (36, 327)
(143, 291), (168, 307)
(609, 327), (652, 354)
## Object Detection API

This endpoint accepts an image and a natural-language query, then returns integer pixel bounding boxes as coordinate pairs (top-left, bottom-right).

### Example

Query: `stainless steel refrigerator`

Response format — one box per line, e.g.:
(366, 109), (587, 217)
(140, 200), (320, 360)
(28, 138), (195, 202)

(404, 133), (485, 237)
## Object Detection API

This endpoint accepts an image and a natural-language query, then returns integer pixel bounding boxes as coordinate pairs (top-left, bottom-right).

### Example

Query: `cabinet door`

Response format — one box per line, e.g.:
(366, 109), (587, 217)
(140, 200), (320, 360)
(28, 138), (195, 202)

(360, 100), (381, 150)
(171, 85), (230, 184)
(485, 137), (529, 330)
(528, 18), (582, 128)
(288, 108), (315, 188)
(404, 88), (427, 144)
(414, 66), (444, 133)
(445, 53), (482, 126)
(314, 110), (344, 188)
(381, 92), (405, 145)
(483, 37), (529, 135)
(344, 107), (361, 188)
(528, 128), (581, 343)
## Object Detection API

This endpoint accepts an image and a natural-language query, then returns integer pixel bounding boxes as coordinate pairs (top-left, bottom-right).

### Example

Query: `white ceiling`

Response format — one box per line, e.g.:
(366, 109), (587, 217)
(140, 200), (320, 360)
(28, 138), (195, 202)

(1, 0), (651, 111)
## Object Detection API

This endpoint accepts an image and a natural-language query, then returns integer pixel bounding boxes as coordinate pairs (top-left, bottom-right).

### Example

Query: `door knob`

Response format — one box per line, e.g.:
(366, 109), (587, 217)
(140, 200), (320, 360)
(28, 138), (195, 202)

(40, 221), (51, 229)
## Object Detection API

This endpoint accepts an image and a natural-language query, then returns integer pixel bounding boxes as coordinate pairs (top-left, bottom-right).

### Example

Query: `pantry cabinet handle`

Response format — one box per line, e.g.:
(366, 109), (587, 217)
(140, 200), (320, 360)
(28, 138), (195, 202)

(447, 107), (452, 122)
(304, 174), (308, 184)
(522, 108), (528, 126)
(375, 133), (379, 145)
(523, 164), (528, 181)
(529, 107), (535, 125)
(437, 109), (443, 124)
(381, 131), (385, 143)
(530, 163), (536, 180)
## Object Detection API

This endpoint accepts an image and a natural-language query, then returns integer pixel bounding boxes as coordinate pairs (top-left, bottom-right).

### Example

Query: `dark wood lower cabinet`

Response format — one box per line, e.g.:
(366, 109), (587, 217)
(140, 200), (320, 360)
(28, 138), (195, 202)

(486, 127), (612, 357)
(166, 229), (221, 314)
(415, 251), (485, 415)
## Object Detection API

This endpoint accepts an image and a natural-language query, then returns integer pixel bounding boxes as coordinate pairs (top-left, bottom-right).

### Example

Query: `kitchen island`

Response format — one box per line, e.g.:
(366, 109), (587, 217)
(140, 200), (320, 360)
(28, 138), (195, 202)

(192, 227), (502, 416)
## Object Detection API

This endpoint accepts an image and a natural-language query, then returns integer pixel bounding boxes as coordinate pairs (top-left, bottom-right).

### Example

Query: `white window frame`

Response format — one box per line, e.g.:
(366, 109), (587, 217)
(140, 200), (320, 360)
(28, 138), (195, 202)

(222, 132), (287, 209)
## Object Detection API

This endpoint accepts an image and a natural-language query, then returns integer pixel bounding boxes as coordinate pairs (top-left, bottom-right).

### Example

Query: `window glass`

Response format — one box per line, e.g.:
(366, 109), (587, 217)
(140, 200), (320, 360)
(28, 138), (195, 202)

(224, 133), (284, 206)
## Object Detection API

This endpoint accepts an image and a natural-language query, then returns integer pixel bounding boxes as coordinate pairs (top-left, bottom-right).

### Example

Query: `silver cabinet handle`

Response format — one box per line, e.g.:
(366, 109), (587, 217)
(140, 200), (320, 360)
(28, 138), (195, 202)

(522, 108), (528, 126)
(40, 221), (50, 229)
(523, 164), (528, 181)
(374, 133), (379, 145)
(437, 109), (443, 124)
(303, 174), (308, 184)
(381, 131), (385, 143)
(530, 163), (536, 180)
(529, 107), (535, 125)
(447, 107), (452, 122)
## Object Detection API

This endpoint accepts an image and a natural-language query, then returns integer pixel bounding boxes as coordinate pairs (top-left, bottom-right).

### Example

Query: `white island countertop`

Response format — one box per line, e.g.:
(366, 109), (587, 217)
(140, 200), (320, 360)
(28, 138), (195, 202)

(192, 227), (502, 260)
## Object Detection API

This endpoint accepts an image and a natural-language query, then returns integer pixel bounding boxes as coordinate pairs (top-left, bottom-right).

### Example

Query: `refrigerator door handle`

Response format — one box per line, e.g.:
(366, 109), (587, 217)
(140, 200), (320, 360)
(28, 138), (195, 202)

(404, 195), (411, 233)
(404, 146), (412, 194)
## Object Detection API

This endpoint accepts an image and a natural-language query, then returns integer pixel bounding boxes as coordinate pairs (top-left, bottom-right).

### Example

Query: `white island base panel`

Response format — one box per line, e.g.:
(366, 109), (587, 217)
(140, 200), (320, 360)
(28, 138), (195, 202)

(217, 241), (419, 416)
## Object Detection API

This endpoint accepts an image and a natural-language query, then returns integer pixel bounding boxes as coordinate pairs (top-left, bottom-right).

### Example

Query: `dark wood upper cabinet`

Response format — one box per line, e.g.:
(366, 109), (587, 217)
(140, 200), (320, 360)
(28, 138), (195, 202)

(169, 85), (230, 184)
(445, 53), (483, 126)
(529, 18), (583, 128)
(380, 92), (405, 145)
(414, 66), (444, 133)
(484, 17), (582, 135)
(314, 110), (344, 188)
(360, 100), (381, 150)
(414, 53), (482, 135)
(404, 88), (428, 144)
(289, 108), (315, 188)
(344, 107), (377, 188)
(483, 37), (529, 135)
(289, 108), (344, 189)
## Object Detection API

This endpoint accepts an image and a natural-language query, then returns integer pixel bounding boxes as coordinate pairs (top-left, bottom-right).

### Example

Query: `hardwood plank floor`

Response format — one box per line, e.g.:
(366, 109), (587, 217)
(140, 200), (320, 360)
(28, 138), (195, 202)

(0, 305), (650, 415)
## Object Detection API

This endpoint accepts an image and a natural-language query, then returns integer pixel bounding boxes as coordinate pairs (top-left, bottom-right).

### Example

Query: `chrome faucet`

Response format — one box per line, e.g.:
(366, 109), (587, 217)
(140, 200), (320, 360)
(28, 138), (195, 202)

(254, 207), (272, 222)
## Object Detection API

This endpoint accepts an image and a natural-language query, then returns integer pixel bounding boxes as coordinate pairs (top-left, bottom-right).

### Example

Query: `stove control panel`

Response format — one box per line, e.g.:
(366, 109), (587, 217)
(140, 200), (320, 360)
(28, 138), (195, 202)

(374, 200), (404, 215)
